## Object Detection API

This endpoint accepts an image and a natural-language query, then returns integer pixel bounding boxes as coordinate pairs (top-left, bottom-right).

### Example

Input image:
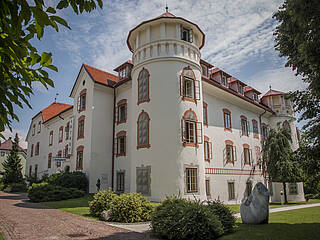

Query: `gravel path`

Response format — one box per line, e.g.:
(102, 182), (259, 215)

(0, 192), (152, 240)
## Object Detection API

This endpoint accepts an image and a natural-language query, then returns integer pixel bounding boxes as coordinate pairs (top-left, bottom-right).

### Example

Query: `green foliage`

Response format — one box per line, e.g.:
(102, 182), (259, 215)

(47, 171), (88, 192)
(0, 0), (103, 135)
(89, 190), (117, 217)
(2, 134), (24, 185)
(273, 0), (320, 175)
(4, 182), (27, 192)
(27, 182), (84, 202)
(151, 197), (226, 240)
(0, 182), (5, 191)
(206, 200), (236, 233)
(109, 193), (154, 223)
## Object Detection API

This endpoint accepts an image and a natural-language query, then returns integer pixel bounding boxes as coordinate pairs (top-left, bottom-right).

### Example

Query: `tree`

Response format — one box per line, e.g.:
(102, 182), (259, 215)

(273, 0), (320, 168)
(2, 133), (24, 185)
(0, 0), (103, 138)
(262, 127), (302, 204)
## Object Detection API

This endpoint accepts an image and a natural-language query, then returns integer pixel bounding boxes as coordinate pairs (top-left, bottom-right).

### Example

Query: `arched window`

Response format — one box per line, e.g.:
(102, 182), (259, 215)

(180, 67), (200, 102)
(138, 68), (150, 104)
(137, 111), (150, 149)
(182, 109), (202, 146)
(283, 120), (290, 132)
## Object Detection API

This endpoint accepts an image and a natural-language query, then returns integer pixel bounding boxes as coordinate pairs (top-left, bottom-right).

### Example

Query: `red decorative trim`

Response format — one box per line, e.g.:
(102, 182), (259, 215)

(223, 108), (232, 132)
(181, 67), (197, 104)
(137, 110), (151, 149)
(204, 135), (209, 142)
(77, 115), (85, 140)
(80, 88), (87, 95)
(203, 102), (208, 127)
(116, 131), (126, 157)
(225, 140), (233, 146)
(205, 168), (262, 175)
(240, 115), (247, 120)
(137, 68), (150, 105)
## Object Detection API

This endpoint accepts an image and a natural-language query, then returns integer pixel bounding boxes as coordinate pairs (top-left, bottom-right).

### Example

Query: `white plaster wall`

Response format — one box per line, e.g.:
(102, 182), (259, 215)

(271, 182), (305, 202)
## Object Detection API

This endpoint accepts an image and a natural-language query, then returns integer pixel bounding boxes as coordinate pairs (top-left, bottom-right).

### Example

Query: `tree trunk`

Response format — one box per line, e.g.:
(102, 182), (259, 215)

(282, 182), (288, 204)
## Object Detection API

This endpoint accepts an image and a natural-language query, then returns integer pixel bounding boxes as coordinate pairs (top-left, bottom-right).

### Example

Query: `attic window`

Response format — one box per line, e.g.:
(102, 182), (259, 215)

(82, 80), (85, 86)
(181, 26), (193, 43)
(253, 93), (258, 101)
(221, 75), (227, 86)
(119, 67), (127, 79)
(238, 84), (244, 95)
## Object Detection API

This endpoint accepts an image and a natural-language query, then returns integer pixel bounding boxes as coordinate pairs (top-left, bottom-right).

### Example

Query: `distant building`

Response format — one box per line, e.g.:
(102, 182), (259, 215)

(25, 12), (304, 203)
(0, 137), (27, 176)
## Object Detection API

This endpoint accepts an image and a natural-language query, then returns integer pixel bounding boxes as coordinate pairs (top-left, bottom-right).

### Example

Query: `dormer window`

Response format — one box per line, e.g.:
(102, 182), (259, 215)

(238, 84), (244, 95)
(119, 67), (126, 79)
(221, 75), (227, 86)
(181, 26), (193, 43)
(253, 93), (258, 101)
(201, 65), (208, 77)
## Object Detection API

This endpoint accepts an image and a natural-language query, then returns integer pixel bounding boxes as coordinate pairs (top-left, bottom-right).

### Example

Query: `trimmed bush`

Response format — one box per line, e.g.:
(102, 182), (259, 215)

(206, 200), (236, 233)
(89, 190), (117, 217)
(47, 172), (88, 192)
(4, 182), (27, 193)
(151, 197), (224, 240)
(28, 182), (85, 202)
(109, 193), (154, 223)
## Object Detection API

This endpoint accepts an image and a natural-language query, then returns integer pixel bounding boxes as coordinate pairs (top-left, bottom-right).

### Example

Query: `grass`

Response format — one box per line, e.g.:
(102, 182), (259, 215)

(42, 194), (160, 220)
(220, 206), (320, 240)
(227, 199), (320, 213)
(0, 233), (4, 240)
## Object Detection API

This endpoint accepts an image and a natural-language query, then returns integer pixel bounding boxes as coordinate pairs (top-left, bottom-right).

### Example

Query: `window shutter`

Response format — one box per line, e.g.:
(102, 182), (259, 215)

(223, 148), (227, 166)
(180, 75), (184, 96)
(196, 122), (203, 144)
(180, 25), (183, 40)
(233, 146), (237, 161)
(209, 142), (213, 159)
(114, 138), (118, 155)
(77, 96), (80, 111)
(181, 119), (186, 142)
(124, 104), (127, 121)
(241, 150), (244, 168)
(195, 80), (200, 100)
(115, 105), (118, 123)
(248, 121), (251, 134)
(69, 118), (73, 141)
(250, 149), (253, 165)
(68, 142), (72, 155)
(189, 29), (193, 43)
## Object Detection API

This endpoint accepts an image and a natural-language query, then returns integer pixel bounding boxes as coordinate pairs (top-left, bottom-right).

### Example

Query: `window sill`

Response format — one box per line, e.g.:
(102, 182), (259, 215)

(77, 136), (84, 140)
(205, 159), (210, 163)
(137, 144), (151, 149)
(78, 108), (86, 113)
(186, 190), (199, 193)
(116, 153), (126, 157)
(242, 133), (249, 137)
(204, 123), (208, 127)
(76, 168), (83, 171)
(182, 96), (197, 104)
(226, 160), (234, 165)
(117, 120), (126, 125)
(183, 142), (199, 148)
(224, 128), (232, 132)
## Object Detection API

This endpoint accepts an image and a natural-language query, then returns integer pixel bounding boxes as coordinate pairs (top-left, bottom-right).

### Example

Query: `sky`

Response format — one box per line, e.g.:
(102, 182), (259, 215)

(4, 0), (306, 148)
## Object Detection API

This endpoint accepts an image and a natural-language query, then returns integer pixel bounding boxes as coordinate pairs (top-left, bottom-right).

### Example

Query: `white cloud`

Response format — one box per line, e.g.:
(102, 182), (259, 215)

(246, 67), (307, 94)
(2, 128), (28, 149)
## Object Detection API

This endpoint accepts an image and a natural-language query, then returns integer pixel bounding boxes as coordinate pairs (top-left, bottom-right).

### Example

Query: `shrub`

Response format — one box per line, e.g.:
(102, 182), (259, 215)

(0, 182), (5, 191)
(27, 182), (85, 202)
(89, 190), (117, 217)
(4, 182), (27, 192)
(151, 197), (224, 240)
(109, 193), (154, 223)
(206, 200), (236, 233)
(47, 172), (88, 192)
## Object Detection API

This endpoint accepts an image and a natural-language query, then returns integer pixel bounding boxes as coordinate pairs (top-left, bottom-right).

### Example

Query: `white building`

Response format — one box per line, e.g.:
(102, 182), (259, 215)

(25, 12), (305, 203)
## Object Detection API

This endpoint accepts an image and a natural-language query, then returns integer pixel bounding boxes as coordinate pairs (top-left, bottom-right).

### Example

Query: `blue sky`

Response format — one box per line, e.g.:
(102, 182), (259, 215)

(5, 0), (306, 147)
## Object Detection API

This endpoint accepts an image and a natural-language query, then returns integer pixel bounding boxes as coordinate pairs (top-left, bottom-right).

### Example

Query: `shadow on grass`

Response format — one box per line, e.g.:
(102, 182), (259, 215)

(82, 231), (156, 240)
(221, 223), (320, 240)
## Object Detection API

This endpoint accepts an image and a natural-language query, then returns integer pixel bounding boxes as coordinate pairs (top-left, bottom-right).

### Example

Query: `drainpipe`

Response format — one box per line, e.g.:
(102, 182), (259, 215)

(111, 87), (116, 191)
(259, 109), (267, 185)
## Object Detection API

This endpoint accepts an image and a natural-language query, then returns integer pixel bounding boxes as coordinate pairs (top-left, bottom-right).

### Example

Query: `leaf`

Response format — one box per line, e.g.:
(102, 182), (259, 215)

(56, 0), (68, 9)
(46, 7), (56, 14)
(40, 52), (52, 65)
(50, 16), (71, 29)
(97, 0), (103, 9)
(46, 65), (58, 72)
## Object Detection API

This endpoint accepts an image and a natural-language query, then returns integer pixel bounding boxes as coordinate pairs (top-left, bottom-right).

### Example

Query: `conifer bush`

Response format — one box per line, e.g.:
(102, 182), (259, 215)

(47, 172), (88, 192)
(89, 190), (117, 217)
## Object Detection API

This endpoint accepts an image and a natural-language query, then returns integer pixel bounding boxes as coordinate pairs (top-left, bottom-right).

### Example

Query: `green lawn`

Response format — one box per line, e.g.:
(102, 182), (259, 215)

(220, 206), (320, 240)
(42, 194), (160, 220)
(227, 199), (320, 213)
(0, 232), (4, 240)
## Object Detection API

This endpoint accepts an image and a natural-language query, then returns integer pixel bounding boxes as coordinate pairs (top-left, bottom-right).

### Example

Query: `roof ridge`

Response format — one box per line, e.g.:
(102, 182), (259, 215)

(83, 64), (118, 78)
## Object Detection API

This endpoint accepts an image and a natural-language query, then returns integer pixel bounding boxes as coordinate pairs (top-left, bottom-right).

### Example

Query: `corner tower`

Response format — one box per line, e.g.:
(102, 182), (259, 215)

(127, 12), (207, 201)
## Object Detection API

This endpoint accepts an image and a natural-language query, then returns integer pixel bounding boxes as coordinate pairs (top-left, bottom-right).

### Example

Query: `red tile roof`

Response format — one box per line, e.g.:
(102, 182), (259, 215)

(262, 89), (286, 98)
(210, 68), (221, 74)
(157, 12), (176, 18)
(41, 102), (73, 123)
(244, 86), (261, 95)
(83, 64), (118, 86)
(0, 137), (26, 154)
(200, 59), (214, 69)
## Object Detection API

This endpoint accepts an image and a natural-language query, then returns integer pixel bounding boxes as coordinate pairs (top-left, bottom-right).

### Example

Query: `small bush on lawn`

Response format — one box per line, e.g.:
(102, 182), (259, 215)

(206, 200), (236, 233)
(151, 197), (224, 240)
(28, 182), (85, 202)
(4, 182), (27, 193)
(89, 190), (117, 217)
(109, 193), (154, 223)
(47, 172), (88, 192)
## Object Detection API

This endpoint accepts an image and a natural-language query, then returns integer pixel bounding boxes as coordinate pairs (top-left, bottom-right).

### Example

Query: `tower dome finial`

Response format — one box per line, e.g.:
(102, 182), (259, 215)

(165, 3), (168, 13)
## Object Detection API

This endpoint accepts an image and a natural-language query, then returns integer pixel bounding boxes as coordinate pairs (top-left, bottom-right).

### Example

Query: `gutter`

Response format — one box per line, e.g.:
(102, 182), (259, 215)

(111, 87), (116, 190)
(258, 109), (267, 185)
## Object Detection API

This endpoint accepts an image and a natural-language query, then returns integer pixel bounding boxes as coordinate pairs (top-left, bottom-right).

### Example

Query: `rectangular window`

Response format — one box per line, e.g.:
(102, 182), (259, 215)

(228, 182), (235, 200)
(244, 148), (251, 165)
(78, 93), (86, 111)
(224, 112), (231, 130)
(221, 75), (227, 86)
(117, 136), (126, 156)
(49, 131), (53, 146)
(186, 168), (198, 193)
(59, 127), (63, 143)
(119, 67), (126, 79)
(35, 142), (39, 156)
(262, 125), (268, 139)
(29, 165), (32, 177)
(78, 119), (84, 139)
(203, 103), (208, 125)
(38, 121), (41, 133)
(204, 140), (212, 162)
(116, 171), (125, 192)
(253, 93), (259, 101)
(65, 123), (69, 140)
(118, 104), (126, 123)
(252, 120), (259, 138)
(184, 77), (194, 98)
(205, 179), (211, 196)
(64, 145), (68, 158)
(31, 144), (34, 157)
(202, 65), (208, 77)
(181, 27), (193, 42)
(226, 145), (234, 163)
(76, 149), (83, 170)
(241, 119), (248, 136)
(182, 120), (203, 145)
(238, 84), (244, 95)
(48, 153), (52, 169)
(289, 183), (298, 195)
(35, 164), (38, 178)
(136, 166), (151, 195)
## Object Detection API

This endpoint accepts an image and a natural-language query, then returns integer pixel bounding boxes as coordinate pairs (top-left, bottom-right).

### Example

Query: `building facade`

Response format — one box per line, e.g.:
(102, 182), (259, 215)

(25, 12), (304, 203)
